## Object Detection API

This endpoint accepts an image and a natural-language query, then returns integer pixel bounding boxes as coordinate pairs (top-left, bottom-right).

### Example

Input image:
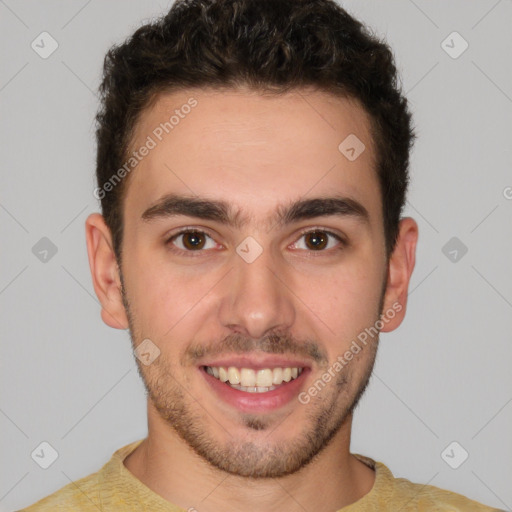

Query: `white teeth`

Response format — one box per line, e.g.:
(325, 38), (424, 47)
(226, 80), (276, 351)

(218, 367), (228, 382)
(229, 384), (277, 393)
(256, 369), (273, 387)
(227, 366), (240, 385)
(272, 367), (283, 385)
(205, 365), (304, 389)
(240, 368), (256, 387)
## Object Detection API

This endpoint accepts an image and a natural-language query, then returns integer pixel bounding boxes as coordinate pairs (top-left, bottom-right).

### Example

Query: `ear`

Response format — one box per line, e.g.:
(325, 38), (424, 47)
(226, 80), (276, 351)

(85, 213), (129, 330)
(380, 217), (418, 332)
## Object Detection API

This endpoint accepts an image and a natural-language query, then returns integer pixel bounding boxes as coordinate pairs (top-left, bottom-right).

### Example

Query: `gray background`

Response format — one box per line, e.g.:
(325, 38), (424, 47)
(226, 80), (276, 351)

(1, 1), (511, 510)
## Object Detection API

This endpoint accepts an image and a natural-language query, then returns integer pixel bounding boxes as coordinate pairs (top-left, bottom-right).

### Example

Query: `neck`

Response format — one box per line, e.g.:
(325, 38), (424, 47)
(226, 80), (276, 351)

(124, 402), (375, 512)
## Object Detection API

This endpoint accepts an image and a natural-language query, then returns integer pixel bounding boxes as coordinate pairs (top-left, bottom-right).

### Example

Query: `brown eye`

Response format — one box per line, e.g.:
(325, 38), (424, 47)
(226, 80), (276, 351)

(170, 230), (216, 252)
(304, 231), (329, 250)
(290, 229), (343, 252)
(182, 231), (206, 250)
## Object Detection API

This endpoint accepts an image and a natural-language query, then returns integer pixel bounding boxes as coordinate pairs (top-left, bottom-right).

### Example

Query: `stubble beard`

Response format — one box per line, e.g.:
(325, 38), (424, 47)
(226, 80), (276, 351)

(120, 276), (382, 478)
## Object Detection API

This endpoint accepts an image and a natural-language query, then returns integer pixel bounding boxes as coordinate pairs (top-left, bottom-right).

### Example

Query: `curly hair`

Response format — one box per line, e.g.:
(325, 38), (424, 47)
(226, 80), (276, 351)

(95, 0), (414, 261)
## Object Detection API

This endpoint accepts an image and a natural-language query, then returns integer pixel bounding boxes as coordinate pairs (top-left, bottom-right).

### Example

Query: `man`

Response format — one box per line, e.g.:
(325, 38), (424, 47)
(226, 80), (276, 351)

(20, 0), (501, 510)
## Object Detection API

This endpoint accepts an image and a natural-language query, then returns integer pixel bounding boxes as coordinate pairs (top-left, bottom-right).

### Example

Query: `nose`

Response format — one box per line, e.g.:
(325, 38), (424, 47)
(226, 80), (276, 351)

(218, 244), (296, 339)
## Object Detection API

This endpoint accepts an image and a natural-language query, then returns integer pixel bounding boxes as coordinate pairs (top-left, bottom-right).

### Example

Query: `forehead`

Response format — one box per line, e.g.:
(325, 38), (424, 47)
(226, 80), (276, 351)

(123, 87), (381, 227)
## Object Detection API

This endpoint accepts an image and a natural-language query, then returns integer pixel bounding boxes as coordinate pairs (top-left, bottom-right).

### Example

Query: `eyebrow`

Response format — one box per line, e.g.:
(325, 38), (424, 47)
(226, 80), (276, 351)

(141, 193), (370, 229)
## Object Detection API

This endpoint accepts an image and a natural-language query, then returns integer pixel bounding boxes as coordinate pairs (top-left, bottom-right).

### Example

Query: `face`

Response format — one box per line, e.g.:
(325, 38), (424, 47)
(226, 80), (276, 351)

(87, 87), (416, 478)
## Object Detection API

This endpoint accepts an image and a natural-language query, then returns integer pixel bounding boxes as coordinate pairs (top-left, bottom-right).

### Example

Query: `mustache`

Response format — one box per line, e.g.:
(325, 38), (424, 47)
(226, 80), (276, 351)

(182, 331), (329, 366)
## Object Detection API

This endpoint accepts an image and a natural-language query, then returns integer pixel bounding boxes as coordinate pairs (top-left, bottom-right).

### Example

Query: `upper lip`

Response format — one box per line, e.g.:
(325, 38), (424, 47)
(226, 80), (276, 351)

(199, 354), (312, 371)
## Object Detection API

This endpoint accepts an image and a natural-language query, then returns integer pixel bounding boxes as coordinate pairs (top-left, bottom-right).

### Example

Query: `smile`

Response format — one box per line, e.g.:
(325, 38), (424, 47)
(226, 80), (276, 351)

(199, 356), (311, 413)
(204, 365), (304, 393)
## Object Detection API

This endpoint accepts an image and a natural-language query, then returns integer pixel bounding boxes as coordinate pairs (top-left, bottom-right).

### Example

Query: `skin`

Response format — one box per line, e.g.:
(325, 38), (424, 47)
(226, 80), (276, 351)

(86, 87), (418, 512)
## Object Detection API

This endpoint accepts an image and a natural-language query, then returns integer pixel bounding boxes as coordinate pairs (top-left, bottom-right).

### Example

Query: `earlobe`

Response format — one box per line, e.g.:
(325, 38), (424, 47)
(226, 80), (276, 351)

(85, 213), (129, 330)
(380, 217), (418, 333)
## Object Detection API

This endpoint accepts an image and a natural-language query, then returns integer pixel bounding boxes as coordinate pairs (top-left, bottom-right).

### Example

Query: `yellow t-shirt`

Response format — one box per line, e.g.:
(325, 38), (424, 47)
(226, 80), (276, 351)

(18, 439), (501, 511)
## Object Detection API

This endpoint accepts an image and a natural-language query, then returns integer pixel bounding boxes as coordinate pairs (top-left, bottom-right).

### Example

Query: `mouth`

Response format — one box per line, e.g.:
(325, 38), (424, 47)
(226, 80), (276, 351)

(199, 359), (310, 413)
(203, 365), (304, 393)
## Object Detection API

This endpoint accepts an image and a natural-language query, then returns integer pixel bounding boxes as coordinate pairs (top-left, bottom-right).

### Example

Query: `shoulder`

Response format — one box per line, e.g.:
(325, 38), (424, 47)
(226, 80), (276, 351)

(16, 469), (103, 511)
(389, 472), (502, 511)
(352, 454), (502, 511)
(17, 440), (144, 512)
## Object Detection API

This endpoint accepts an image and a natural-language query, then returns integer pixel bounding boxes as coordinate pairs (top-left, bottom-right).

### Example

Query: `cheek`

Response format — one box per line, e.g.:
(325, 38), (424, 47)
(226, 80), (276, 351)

(294, 256), (384, 341)
(122, 245), (221, 336)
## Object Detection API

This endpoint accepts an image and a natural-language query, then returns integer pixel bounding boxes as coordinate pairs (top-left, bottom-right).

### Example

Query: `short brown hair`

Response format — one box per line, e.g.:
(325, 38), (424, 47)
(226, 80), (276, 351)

(95, 0), (414, 261)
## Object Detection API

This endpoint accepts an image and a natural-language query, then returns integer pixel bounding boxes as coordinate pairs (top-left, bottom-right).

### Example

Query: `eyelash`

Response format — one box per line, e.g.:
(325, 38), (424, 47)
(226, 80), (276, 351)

(165, 227), (346, 256)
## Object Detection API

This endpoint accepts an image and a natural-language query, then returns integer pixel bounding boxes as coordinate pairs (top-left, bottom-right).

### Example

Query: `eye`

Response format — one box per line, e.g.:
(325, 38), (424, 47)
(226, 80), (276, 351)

(168, 229), (218, 251)
(290, 229), (344, 251)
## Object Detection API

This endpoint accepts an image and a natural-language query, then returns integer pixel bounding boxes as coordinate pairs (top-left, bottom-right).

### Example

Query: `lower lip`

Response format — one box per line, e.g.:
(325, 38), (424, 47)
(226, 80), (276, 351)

(200, 367), (309, 413)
